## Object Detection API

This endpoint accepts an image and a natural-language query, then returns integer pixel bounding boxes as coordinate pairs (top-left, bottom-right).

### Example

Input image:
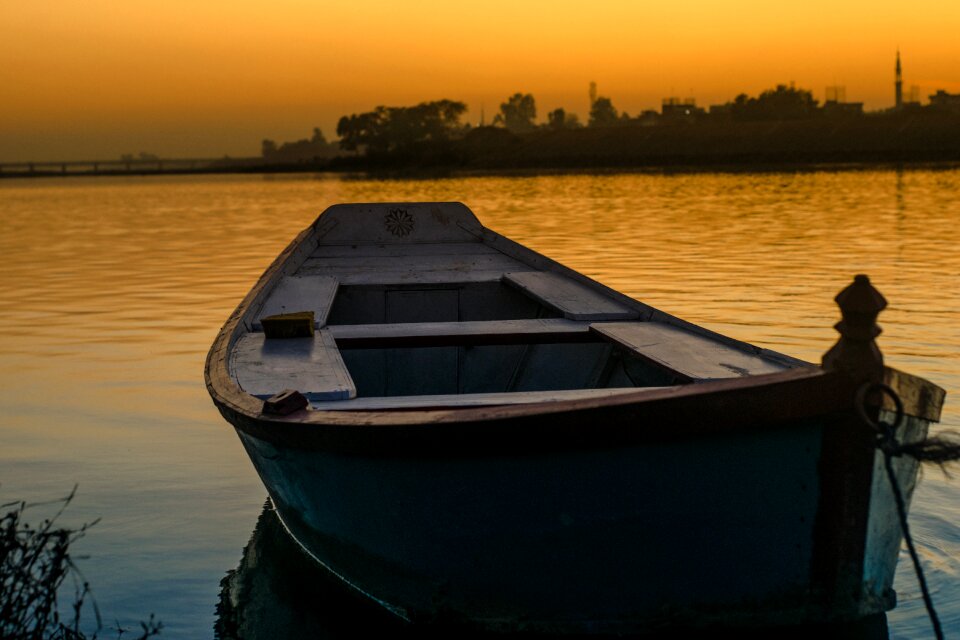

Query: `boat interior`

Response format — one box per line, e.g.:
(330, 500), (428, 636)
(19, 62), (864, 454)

(228, 204), (794, 411)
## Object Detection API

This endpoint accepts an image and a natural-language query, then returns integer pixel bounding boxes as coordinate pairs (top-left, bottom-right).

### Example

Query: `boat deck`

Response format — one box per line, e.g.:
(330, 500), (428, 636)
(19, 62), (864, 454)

(230, 204), (792, 410)
(230, 225), (787, 410)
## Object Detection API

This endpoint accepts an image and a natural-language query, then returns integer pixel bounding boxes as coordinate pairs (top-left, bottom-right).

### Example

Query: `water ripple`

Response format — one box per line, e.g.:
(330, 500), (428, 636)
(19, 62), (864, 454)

(1, 170), (958, 637)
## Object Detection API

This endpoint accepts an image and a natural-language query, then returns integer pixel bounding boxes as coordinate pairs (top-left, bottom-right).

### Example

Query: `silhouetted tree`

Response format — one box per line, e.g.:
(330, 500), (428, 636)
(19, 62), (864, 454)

(547, 107), (565, 129)
(494, 93), (536, 131)
(336, 100), (468, 155)
(263, 128), (338, 162)
(547, 108), (581, 130)
(729, 84), (819, 120)
(337, 108), (390, 153)
(589, 97), (619, 127)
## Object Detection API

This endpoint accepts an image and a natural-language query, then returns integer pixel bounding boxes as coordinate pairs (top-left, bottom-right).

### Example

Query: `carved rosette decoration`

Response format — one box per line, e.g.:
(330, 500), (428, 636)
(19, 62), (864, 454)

(385, 208), (414, 237)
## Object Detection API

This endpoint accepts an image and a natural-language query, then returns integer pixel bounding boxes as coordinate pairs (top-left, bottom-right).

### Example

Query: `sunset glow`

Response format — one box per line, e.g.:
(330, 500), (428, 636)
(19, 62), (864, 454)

(2, 0), (959, 160)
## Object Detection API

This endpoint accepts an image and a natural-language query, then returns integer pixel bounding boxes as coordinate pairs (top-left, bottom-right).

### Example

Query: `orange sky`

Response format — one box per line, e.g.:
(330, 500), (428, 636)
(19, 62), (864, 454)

(1, 0), (959, 161)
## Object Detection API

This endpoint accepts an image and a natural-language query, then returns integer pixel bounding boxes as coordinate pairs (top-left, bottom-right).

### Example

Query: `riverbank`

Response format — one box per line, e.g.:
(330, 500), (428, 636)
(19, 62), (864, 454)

(6, 159), (960, 181)
(4, 112), (960, 179)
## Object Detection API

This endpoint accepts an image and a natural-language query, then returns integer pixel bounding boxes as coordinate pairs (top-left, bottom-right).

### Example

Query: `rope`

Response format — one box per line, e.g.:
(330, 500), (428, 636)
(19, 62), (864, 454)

(855, 382), (959, 640)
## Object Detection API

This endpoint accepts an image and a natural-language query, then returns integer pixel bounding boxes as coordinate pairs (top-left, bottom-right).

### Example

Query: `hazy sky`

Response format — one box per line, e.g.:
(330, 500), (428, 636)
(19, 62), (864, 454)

(2, 0), (959, 161)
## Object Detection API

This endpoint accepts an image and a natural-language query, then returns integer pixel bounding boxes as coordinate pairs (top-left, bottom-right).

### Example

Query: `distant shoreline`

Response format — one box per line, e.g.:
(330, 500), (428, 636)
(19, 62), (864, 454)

(5, 113), (960, 180)
(3, 157), (960, 181)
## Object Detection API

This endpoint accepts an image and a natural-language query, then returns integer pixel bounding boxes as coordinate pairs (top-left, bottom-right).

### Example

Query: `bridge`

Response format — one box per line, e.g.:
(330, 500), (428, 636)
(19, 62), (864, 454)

(0, 157), (263, 177)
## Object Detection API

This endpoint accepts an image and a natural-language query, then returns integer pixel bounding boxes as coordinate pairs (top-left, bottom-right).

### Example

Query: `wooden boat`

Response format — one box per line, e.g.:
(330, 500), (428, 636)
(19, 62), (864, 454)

(205, 202), (945, 633)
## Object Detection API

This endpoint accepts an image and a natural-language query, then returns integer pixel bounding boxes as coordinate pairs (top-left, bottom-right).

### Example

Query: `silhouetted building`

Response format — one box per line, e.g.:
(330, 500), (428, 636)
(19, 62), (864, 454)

(906, 85), (922, 106)
(822, 101), (864, 117)
(825, 86), (846, 103)
(929, 90), (960, 112)
(708, 103), (732, 117)
(661, 97), (705, 120)
(635, 110), (661, 126)
(895, 50), (903, 109)
(822, 86), (863, 117)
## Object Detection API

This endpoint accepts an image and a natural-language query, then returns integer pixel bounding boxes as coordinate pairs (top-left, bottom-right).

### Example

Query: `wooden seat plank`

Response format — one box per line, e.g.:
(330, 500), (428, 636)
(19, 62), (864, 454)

(591, 322), (788, 380)
(329, 318), (591, 347)
(503, 271), (639, 321)
(303, 252), (525, 272)
(309, 386), (671, 411)
(254, 276), (338, 329)
(298, 252), (533, 286)
(323, 270), (529, 285)
(310, 242), (491, 259)
(231, 330), (356, 401)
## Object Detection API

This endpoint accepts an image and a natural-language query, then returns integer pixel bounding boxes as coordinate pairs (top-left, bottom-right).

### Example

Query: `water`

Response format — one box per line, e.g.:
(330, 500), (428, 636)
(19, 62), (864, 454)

(0, 170), (957, 637)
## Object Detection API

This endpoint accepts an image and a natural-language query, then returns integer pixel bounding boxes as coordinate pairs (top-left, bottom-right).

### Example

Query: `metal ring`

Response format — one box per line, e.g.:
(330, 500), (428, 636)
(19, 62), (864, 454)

(854, 382), (905, 435)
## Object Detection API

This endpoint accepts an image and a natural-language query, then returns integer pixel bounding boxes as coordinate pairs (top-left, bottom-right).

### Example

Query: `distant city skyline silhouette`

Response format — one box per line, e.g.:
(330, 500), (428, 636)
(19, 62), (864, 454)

(3, 0), (959, 161)
(6, 50), (959, 167)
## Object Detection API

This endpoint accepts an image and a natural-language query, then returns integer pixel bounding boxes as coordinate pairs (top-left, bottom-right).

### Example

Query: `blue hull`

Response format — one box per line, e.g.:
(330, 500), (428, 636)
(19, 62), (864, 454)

(232, 412), (925, 632)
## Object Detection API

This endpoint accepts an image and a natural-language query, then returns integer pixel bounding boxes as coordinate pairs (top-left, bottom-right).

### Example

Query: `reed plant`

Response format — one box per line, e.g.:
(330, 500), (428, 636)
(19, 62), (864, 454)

(0, 486), (161, 639)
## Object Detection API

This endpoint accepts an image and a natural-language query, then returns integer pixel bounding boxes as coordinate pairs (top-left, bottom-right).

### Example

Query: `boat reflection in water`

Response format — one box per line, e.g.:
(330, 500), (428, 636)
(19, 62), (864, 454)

(215, 502), (405, 639)
(215, 503), (891, 640)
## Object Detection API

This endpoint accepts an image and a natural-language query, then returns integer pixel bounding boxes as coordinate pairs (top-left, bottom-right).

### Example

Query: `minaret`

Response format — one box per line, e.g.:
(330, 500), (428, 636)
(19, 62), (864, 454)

(895, 49), (903, 109)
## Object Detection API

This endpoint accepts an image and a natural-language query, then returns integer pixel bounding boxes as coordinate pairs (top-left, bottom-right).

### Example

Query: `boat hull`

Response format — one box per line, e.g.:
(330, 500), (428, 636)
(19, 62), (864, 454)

(230, 407), (927, 633)
(204, 204), (945, 633)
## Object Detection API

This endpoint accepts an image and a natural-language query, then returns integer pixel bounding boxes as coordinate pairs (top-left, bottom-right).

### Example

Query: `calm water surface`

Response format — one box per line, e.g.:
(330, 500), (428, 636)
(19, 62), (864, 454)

(1, 171), (958, 637)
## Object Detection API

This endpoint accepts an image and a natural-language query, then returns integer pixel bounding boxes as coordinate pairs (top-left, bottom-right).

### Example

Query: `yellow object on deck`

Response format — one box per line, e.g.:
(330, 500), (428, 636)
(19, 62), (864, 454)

(261, 311), (314, 339)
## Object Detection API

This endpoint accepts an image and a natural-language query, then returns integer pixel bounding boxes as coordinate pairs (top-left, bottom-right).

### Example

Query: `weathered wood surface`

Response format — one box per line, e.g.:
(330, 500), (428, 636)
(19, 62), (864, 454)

(316, 270), (520, 286)
(254, 276), (338, 329)
(210, 221), (321, 414)
(507, 343), (614, 392)
(315, 242), (488, 257)
(462, 224), (656, 321)
(233, 368), (846, 450)
(209, 203), (908, 444)
(883, 366), (946, 421)
(308, 386), (669, 411)
(591, 322), (788, 380)
(329, 318), (591, 347)
(314, 202), (484, 245)
(299, 249), (533, 285)
(503, 271), (639, 321)
(230, 331), (356, 401)
(261, 311), (315, 338)
(813, 274), (890, 607)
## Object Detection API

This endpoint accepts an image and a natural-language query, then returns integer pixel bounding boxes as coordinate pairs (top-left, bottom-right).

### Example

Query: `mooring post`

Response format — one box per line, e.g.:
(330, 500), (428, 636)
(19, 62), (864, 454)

(822, 273), (887, 382)
(812, 274), (889, 612)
